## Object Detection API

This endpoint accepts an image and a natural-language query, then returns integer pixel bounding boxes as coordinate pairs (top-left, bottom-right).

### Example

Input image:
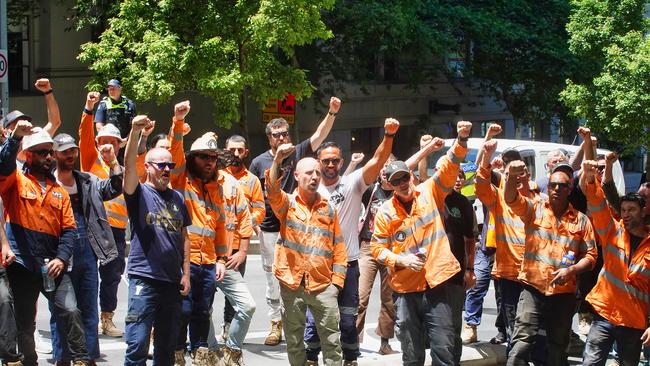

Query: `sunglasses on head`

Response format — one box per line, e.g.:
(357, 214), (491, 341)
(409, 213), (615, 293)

(320, 158), (341, 166)
(195, 153), (218, 162)
(548, 182), (570, 190)
(31, 149), (54, 157)
(147, 161), (176, 170)
(270, 131), (289, 139)
(389, 173), (410, 186)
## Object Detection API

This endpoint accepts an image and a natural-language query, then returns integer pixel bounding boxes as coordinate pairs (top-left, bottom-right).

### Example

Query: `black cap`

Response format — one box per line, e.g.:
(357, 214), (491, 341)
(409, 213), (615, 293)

(2, 110), (31, 128)
(385, 161), (410, 181)
(107, 79), (122, 88)
(552, 163), (574, 177)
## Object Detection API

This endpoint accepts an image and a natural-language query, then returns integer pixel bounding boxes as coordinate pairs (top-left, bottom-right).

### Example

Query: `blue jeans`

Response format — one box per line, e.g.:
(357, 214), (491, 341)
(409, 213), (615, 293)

(305, 262), (360, 362)
(223, 249), (246, 324)
(99, 227), (126, 312)
(177, 263), (216, 351)
(583, 314), (644, 366)
(464, 248), (495, 326)
(124, 277), (182, 366)
(394, 282), (465, 366)
(50, 235), (100, 362)
(215, 269), (256, 351)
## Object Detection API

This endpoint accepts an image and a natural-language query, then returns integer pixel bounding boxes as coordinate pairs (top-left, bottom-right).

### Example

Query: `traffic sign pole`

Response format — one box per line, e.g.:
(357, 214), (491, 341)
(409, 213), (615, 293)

(0, 0), (8, 119)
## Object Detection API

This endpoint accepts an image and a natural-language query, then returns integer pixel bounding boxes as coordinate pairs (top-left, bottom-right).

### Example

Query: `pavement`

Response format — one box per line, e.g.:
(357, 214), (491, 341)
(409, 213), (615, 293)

(31, 244), (629, 365)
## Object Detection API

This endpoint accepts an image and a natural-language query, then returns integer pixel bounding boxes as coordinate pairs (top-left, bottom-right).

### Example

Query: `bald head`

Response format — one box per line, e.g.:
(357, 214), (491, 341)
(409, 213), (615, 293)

(296, 157), (319, 174)
(146, 147), (172, 163)
(295, 157), (321, 197)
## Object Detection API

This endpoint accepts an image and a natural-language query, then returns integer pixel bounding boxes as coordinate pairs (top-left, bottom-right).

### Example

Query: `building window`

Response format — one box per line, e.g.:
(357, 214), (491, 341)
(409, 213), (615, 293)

(8, 17), (31, 93)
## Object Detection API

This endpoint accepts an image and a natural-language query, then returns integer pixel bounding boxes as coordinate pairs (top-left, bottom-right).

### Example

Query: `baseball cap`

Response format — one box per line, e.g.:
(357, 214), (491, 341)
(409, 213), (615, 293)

(385, 160), (410, 181)
(2, 110), (32, 128)
(23, 127), (54, 151)
(552, 163), (574, 177)
(107, 79), (122, 88)
(96, 124), (126, 146)
(53, 133), (78, 152)
(190, 132), (219, 152)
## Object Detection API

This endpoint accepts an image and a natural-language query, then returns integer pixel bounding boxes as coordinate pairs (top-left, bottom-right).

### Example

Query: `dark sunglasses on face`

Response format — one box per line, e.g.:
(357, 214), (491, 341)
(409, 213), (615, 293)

(195, 153), (218, 162)
(147, 161), (176, 170)
(270, 131), (289, 139)
(548, 182), (570, 190)
(31, 149), (54, 157)
(389, 173), (410, 186)
(320, 158), (341, 166)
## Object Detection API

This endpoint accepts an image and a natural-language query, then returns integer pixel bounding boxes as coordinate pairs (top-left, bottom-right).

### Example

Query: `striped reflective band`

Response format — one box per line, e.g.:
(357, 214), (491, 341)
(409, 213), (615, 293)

(333, 264), (347, 274)
(495, 233), (525, 246)
(527, 226), (582, 252)
(278, 238), (333, 258)
(523, 251), (562, 268)
(285, 219), (333, 238)
(187, 225), (215, 238)
(629, 263), (650, 280)
(600, 269), (650, 304)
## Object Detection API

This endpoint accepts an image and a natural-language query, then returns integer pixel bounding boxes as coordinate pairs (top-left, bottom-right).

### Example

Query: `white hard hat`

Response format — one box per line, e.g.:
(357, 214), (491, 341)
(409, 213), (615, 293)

(96, 124), (126, 147)
(190, 132), (219, 152)
(23, 127), (54, 151)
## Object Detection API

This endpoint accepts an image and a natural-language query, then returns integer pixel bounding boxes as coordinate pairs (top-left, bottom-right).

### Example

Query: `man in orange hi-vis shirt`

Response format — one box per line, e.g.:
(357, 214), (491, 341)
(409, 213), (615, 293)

(79, 91), (127, 338)
(505, 160), (597, 366)
(266, 143), (347, 366)
(579, 160), (650, 365)
(370, 121), (471, 365)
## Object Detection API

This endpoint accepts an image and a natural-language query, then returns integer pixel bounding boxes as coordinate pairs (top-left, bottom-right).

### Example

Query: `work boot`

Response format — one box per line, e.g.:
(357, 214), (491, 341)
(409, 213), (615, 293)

(222, 346), (246, 366)
(305, 361), (318, 366)
(566, 331), (586, 357)
(343, 361), (358, 366)
(461, 324), (477, 344)
(100, 311), (123, 337)
(174, 350), (186, 366)
(578, 312), (593, 336)
(263, 320), (282, 346)
(218, 322), (231, 343)
(192, 347), (211, 366)
(489, 330), (507, 344)
(6, 361), (23, 366)
(72, 361), (88, 366)
(378, 343), (398, 355)
(208, 348), (224, 366)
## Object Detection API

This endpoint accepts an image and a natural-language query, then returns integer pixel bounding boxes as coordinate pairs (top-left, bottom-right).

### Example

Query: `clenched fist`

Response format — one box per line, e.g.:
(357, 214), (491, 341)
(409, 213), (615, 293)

(457, 121), (472, 138)
(507, 160), (527, 178)
(275, 143), (295, 161)
(329, 97), (341, 114)
(486, 124), (502, 139)
(34, 79), (52, 93)
(483, 139), (498, 154)
(132, 115), (152, 133)
(99, 144), (117, 163)
(384, 118), (400, 136)
(174, 101), (191, 121)
(420, 135), (433, 149)
(581, 160), (599, 180)
(12, 120), (33, 138)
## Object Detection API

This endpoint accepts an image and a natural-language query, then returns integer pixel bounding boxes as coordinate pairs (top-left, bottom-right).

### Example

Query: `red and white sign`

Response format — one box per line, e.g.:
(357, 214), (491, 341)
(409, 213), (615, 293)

(0, 50), (7, 83)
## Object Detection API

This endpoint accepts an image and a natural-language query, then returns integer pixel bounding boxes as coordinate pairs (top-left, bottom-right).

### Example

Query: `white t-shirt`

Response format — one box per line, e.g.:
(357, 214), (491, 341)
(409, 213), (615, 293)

(317, 169), (369, 261)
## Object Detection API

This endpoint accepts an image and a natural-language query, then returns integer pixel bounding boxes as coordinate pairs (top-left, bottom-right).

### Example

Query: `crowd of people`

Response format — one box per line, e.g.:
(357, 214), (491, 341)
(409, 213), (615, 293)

(0, 77), (648, 366)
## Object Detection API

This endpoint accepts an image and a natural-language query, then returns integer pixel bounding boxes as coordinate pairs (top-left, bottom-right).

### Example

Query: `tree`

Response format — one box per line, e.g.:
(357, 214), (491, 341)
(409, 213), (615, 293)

(560, 0), (650, 177)
(77, 0), (335, 138)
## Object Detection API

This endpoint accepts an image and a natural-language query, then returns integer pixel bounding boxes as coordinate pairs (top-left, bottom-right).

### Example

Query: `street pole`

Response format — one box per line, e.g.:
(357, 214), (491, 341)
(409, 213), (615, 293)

(0, 0), (8, 119)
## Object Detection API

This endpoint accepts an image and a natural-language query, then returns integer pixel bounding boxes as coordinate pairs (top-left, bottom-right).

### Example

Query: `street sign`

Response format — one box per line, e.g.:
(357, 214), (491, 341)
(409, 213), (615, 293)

(0, 50), (7, 83)
(263, 94), (295, 124)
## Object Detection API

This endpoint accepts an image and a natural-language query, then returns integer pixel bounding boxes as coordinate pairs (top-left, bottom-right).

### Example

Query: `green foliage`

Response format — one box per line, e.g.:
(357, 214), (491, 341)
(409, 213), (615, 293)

(561, 0), (650, 152)
(78, 0), (335, 129)
(8, 0), (40, 26)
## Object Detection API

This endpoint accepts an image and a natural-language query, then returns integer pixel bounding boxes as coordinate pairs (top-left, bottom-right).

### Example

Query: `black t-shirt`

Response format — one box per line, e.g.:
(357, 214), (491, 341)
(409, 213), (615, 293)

(249, 139), (313, 232)
(630, 233), (643, 255)
(443, 191), (475, 285)
(359, 183), (393, 241)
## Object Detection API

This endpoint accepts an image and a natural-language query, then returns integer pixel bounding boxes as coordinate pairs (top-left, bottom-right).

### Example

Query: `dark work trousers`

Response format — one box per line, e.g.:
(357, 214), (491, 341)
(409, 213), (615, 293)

(305, 261), (360, 361)
(7, 263), (88, 366)
(223, 249), (247, 324)
(0, 265), (20, 363)
(99, 227), (126, 313)
(177, 263), (217, 352)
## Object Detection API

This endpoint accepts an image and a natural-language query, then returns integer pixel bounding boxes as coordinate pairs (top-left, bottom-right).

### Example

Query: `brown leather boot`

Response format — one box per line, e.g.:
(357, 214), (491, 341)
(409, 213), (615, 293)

(100, 311), (123, 337)
(263, 320), (282, 346)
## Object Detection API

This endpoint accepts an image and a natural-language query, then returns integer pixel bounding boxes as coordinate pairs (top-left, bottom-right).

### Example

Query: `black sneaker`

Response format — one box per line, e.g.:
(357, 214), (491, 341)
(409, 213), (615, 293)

(490, 331), (507, 344)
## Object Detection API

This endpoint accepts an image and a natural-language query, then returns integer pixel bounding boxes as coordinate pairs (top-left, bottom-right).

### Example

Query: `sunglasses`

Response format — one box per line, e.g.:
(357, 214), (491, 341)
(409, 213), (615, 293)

(31, 149), (54, 157)
(147, 161), (176, 170)
(270, 131), (289, 139)
(195, 153), (218, 162)
(320, 158), (341, 166)
(548, 182), (570, 190)
(389, 173), (411, 186)
(597, 165), (605, 172)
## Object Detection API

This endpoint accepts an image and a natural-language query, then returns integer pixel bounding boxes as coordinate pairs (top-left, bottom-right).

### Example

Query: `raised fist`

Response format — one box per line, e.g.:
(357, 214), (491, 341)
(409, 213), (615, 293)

(457, 121), (472, 138)
(174, 100), (191, 121)
(183, 123), (191, 136)
(577, 126), (591, 140)
(329, 97), (341, 114)
(12, 120), (33, 138)
(582, 160), (599, 179)
(427, 137), (445, 152)
(483, 139), (498, 154)
(384, 118), (400, 135)
(507, 160), (527, 178)
(142, 120), (156, 137)
(86, 92), (101, 110)
(605, 152), (618, 165)
(486, 124), (502, 139)
(275, 143), (295, 161)
(34, 79), (52, 93)
(351, 153), (364, 164)
(99, 144), (116, 162)
(132, 115), (152, 133)
(420, 135), (433, 149)
(491, 157), (505, 171)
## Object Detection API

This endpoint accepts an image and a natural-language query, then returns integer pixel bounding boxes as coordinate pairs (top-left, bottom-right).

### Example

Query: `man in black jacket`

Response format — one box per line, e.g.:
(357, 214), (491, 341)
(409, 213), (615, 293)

(50, 133), (122, 365)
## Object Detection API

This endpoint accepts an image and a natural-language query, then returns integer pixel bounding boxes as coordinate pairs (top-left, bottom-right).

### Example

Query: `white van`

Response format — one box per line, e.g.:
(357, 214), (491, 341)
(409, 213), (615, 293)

(427, 138), (626, 225)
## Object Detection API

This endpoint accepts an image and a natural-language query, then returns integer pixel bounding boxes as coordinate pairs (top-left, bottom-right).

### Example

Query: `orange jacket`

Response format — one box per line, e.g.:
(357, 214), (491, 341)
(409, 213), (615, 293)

(265, 170), (347, 292)
(222, 166), (265, 250)
(169, 118), (252, 265)
(79, 112), (128, 229)
(370, 142), (467, 293)
(0, 137), (77, 269)
(508, 194), (597, 296)
(584, 181), (650, 329)
(476, 165), (529, 281)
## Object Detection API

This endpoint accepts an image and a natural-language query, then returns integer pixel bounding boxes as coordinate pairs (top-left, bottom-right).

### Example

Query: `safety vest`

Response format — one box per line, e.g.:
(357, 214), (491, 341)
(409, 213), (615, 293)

(222, 166), (265, 250)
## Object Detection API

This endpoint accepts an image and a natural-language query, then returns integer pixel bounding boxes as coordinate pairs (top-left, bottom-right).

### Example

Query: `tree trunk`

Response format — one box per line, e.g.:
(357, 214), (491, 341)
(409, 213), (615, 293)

(644, 148), (650, 185)
(239, 88), (250, 144)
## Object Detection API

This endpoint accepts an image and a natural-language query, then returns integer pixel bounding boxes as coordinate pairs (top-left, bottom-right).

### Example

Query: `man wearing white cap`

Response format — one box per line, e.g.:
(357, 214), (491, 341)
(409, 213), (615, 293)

(79, 92), (128, 338)
(0, 122), (89, 365)
(94, 79), (136, 139)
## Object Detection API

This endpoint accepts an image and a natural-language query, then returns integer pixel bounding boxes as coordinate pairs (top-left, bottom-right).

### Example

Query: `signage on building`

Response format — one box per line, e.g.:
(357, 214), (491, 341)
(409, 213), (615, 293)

(0, 50), (7, 83)
(263, 94), (295, 124)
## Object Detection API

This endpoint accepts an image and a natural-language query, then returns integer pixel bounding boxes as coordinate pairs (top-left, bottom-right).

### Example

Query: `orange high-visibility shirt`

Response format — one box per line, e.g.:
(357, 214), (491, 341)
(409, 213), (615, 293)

(222, 166), (265, 250)
(265, 170), (347, 292)
(79, 112), (128, 229)
(508, 193), (597, 295)
(584, 181), (650, 330)
(370, 142), (467, 293)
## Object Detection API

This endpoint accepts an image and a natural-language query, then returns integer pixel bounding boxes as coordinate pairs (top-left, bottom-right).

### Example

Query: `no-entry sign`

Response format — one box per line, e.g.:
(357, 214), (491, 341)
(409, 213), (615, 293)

(0, 50), (7, 83)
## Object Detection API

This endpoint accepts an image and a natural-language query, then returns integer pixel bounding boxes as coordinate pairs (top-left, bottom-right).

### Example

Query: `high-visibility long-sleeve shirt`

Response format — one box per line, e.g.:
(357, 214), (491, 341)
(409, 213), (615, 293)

(222, 166), (265, 250)
(370, 142), (467, 293)
(79, 111), (128, 229)
(584, 181), (650, 329)
(265, 170), (347, 292)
